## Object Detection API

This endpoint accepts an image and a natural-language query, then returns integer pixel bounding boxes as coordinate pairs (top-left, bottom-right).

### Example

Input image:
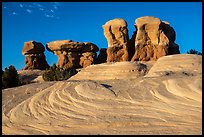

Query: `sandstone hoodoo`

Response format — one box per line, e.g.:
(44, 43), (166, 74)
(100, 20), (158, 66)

(46, 40), (99, 69)
(22, 41), (50, 70)
(130, 16), (180, 61)
(102, 18), (129, 62)
(103, 16), (180, 62)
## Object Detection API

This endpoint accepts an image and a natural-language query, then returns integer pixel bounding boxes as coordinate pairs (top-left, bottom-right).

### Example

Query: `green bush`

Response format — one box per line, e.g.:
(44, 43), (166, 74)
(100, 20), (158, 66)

(2, 65), (20, 89)
(42, 64), (77, 81)
(187, 49), (202, 55)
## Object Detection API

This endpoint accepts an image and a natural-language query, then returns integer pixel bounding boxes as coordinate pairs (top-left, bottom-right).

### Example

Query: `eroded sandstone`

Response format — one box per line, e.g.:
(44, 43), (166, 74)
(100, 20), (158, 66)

(102, 18), (129, 62)
(22, 41), (49, 70)
(130, 16), (180, 61)
(46, 40), (99, 68)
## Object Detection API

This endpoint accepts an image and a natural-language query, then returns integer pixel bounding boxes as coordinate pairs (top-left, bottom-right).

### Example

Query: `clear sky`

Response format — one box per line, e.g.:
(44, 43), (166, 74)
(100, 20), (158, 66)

(2, 2), (202, 70)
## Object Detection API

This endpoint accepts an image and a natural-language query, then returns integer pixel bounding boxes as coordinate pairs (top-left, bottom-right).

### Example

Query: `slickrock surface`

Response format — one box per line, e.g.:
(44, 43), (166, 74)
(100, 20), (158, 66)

(2, 54), (202, 135)
(69, 62), (147, 80)
(18, 69), (45, 84)
(145, 54), (202, 77)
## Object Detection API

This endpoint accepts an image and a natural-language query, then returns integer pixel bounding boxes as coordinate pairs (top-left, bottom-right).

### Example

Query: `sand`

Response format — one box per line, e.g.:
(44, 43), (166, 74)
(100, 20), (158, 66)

(2, 54), (202, 135)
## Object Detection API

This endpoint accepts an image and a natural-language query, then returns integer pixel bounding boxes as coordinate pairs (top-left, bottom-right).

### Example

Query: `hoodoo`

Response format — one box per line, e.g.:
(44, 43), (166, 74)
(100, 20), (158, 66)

(22, 41), (49, 70)
(46, 40), (99, 69)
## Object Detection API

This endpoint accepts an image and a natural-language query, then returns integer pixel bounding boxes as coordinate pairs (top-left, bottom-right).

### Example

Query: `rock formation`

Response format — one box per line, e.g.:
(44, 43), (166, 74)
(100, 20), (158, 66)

(22, 41), (50, 70)
(130, 16), (180, 61)
(2, 54), (202, 134)
(46, 40), (99, 69)
(80, 52), (96, 68)
(70, 62), (147, 81)
(102, 18), (129, 62)
(145, 54), (202, 77)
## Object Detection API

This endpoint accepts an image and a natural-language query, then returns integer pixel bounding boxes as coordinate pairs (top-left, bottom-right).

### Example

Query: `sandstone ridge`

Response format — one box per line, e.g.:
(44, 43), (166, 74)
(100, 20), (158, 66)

(69, 61), (147, 81)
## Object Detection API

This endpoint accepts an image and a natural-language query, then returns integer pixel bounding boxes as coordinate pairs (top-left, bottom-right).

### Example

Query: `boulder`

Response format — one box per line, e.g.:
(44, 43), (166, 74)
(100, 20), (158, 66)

(22, 41), (49, 70)
(102, 18), (129, 62)
(46, 40), (99, 68)
(130, 16), (180, 61)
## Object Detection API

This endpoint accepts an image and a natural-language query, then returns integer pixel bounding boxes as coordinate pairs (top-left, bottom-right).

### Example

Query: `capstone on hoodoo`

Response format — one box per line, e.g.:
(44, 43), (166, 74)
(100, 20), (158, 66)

(46, 40), (99, 69)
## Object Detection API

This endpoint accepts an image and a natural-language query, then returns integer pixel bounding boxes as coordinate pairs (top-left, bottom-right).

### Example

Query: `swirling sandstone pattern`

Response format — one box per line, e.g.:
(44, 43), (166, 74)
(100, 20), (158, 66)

(2, 77), (201, 135)
(2, 54), (202, 135)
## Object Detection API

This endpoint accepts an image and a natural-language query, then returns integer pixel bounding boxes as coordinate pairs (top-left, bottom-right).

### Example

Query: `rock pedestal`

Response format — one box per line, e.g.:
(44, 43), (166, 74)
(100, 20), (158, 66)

(102, 18), (129, 62)
(22, 41), (50, 70)
(46, 40), (99, 69)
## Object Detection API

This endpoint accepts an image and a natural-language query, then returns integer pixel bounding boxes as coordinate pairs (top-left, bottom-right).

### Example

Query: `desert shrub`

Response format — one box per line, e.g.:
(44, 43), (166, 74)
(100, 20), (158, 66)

(2, 65), (20, 89)
(42, 64), (77, 81)
(187, 49), (202, 55)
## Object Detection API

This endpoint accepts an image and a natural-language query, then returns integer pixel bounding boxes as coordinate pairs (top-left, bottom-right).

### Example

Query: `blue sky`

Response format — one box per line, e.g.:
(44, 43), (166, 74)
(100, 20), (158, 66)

(2, 2), (202, 70)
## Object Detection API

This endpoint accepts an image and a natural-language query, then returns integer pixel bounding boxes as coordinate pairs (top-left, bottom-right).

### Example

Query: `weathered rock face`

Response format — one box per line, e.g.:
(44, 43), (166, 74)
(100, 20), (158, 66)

(22, 41), (50, 70)
(80, 52), (96, 68)
(46, 40), (99, 68)
(130, 16), (180, 61)
(102, 18), (129, 62)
